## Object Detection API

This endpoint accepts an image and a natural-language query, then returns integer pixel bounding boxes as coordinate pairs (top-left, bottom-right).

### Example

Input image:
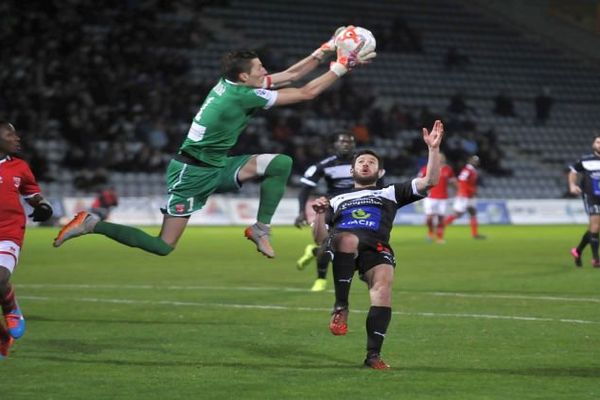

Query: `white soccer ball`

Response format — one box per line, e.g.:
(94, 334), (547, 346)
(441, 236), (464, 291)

(335, 26), (376, 57)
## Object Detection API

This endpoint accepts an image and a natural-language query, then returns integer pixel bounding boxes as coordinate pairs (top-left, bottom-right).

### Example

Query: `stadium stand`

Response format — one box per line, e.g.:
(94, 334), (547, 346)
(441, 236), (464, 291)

(1, 0), (599, 199)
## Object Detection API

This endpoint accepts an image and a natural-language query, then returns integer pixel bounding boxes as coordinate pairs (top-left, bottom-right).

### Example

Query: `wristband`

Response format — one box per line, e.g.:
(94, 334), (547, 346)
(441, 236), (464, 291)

(329, 62), (348, 77)
(261, 75), (273, 89)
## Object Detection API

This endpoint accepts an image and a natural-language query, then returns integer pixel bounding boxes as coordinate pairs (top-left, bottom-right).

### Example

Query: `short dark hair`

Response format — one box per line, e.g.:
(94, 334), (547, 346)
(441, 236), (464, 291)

(352, 149), (383, 169)
(221, 50), (259, 82)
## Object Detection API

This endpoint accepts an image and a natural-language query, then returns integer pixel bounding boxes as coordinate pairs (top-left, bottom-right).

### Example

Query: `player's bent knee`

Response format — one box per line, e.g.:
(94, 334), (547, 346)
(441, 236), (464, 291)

(261, 154), (292, 177)
(334, 232), (359, 252)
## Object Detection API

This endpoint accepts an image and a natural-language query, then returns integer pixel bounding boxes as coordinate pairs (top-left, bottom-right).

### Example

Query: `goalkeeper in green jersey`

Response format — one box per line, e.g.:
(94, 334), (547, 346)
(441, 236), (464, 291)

(54, 27), (376, 259)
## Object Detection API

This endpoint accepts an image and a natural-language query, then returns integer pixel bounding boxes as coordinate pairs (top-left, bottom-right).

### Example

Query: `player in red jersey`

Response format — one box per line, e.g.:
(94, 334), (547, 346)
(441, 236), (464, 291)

(444, 155), (485, 239)
(90, 186), (119, 221)
(0, 122), (53, 359)
(418, 154), (456, 243)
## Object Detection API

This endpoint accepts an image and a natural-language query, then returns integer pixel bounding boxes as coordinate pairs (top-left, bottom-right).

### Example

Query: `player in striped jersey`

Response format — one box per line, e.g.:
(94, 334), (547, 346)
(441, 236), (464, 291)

(312, 120), (444, 369)
(294, 133), (356, 291)
(569, 135), (600, 268)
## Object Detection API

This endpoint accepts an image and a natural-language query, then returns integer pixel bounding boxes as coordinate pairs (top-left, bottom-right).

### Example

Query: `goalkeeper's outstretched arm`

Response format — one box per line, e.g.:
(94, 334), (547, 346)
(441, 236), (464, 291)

(264, 26), (345, 88)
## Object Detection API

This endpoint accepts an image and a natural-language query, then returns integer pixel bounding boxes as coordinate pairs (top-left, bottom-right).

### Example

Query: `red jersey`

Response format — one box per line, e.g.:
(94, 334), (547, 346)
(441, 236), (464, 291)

(0, 156), (41, 246)
(457, 163), (478, 198)
(419, 165), (455, 199)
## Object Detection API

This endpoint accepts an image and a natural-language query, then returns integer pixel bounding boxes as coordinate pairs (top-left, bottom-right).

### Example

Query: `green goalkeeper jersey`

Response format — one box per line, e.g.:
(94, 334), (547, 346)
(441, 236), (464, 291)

(179, 78), (278, 167)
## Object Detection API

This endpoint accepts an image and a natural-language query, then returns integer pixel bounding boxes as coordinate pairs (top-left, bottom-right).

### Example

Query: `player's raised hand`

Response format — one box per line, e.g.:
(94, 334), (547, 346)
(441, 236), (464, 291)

(312, 196), (330, 214)
(422, 120), (444, 149)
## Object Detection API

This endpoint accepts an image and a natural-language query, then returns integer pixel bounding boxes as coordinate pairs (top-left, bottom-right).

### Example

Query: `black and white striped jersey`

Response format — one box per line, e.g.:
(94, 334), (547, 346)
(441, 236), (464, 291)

(570, 153), (600, 201)
(327, 180), (425, 246)
(300, 155), (354, 196)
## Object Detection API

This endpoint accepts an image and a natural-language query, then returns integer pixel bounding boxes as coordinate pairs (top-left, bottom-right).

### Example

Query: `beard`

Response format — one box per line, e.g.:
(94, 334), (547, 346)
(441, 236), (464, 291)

(352, 170), (379, 186)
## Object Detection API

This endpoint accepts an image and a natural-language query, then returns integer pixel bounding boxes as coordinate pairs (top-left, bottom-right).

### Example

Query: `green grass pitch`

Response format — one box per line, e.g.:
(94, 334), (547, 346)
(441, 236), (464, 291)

(1, 225), (599, 399)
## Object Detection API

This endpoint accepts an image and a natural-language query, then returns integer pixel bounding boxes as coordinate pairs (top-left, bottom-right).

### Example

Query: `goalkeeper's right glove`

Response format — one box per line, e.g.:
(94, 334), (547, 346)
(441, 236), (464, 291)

(329, 48), (377, 77)
(311, 26), (346, 61)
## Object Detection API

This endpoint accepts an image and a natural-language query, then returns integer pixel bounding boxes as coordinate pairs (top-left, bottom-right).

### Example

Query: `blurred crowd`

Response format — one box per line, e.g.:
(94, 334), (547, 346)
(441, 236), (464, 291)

(1, 0), (511, 191)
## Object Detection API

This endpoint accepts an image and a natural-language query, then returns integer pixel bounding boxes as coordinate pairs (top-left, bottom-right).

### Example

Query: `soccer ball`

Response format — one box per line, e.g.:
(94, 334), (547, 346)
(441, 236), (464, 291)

(335, 26), (376, 57)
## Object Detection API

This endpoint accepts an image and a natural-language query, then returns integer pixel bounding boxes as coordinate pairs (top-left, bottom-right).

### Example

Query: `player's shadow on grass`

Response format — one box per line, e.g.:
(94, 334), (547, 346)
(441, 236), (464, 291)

(230, 338), (356, 366)
(21, 355), (362, 369)
(26, 314), (229, 326)
(17, 355), (600, 376)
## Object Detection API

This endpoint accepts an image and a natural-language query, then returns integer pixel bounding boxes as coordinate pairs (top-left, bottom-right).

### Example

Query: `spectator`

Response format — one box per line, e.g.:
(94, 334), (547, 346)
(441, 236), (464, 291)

(535, 86), (554, 125)
(493, 91), (516, 117)
(444, 46), (470, 71)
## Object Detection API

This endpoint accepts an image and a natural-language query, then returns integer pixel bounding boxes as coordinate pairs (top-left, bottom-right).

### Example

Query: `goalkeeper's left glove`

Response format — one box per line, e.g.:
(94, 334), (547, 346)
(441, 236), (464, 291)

(311, 26), (346, 61)
(29, 199), (53, 222)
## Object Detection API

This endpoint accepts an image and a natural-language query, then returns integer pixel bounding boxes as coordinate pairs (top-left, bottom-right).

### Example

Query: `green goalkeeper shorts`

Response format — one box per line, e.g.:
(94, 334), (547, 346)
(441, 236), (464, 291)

(163, 154), (252, 216)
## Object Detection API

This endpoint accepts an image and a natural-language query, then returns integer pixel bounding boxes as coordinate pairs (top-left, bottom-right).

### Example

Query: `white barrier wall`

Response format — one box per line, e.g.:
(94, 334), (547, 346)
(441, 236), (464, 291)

(59, 196), (586, 226)
(506, 199), (587, 224)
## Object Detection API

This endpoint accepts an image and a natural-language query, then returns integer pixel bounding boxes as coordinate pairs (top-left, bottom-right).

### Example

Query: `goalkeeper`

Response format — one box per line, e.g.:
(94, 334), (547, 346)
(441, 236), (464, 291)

(54, 27), (376, 259)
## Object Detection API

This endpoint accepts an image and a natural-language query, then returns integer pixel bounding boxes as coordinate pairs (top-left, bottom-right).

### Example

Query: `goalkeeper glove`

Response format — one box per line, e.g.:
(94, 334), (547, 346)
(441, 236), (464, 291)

(29, 199), (53, 222)
(329, 49), (377, 77)
(311, 26), (346, 61)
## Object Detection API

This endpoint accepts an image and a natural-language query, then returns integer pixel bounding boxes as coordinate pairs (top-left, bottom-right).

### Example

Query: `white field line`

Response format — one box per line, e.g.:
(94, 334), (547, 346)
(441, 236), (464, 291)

(19, 295), (600, 325)
(17, 283), (600, 303)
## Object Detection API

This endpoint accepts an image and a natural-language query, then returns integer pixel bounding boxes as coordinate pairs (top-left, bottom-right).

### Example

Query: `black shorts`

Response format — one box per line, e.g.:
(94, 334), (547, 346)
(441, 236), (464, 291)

(582, 194), (600, 215)
(326, 234), (396, 277)
(356, 247), (396, 277)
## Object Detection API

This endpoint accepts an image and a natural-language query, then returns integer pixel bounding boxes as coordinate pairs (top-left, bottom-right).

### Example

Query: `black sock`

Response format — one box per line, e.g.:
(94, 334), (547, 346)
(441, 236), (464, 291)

(366, 306), (392, 356)
(577, 230), (591, 254)
(590, 232), (599, 260)
(332, 252), (355, 309)
(316, 250), (331, 279)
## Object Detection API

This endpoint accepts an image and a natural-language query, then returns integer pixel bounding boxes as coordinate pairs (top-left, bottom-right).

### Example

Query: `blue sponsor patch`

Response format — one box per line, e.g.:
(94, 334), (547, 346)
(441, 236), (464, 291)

(338, 206), (381, 231)
(593, 177), (600, 196)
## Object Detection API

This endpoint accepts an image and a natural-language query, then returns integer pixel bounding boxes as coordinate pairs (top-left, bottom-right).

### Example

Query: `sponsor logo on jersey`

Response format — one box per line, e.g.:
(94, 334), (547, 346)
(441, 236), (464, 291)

(253, 89), (270, 99)
(339, 206), (381, 231)
(351, 209), (371, 219)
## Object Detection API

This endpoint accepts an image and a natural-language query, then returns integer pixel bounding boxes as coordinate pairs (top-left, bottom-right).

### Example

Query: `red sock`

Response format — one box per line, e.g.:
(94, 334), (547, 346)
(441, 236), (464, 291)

(0, 284), (16, 315)
(436, 218), (445, 239)
(470, 216), (478, 237)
